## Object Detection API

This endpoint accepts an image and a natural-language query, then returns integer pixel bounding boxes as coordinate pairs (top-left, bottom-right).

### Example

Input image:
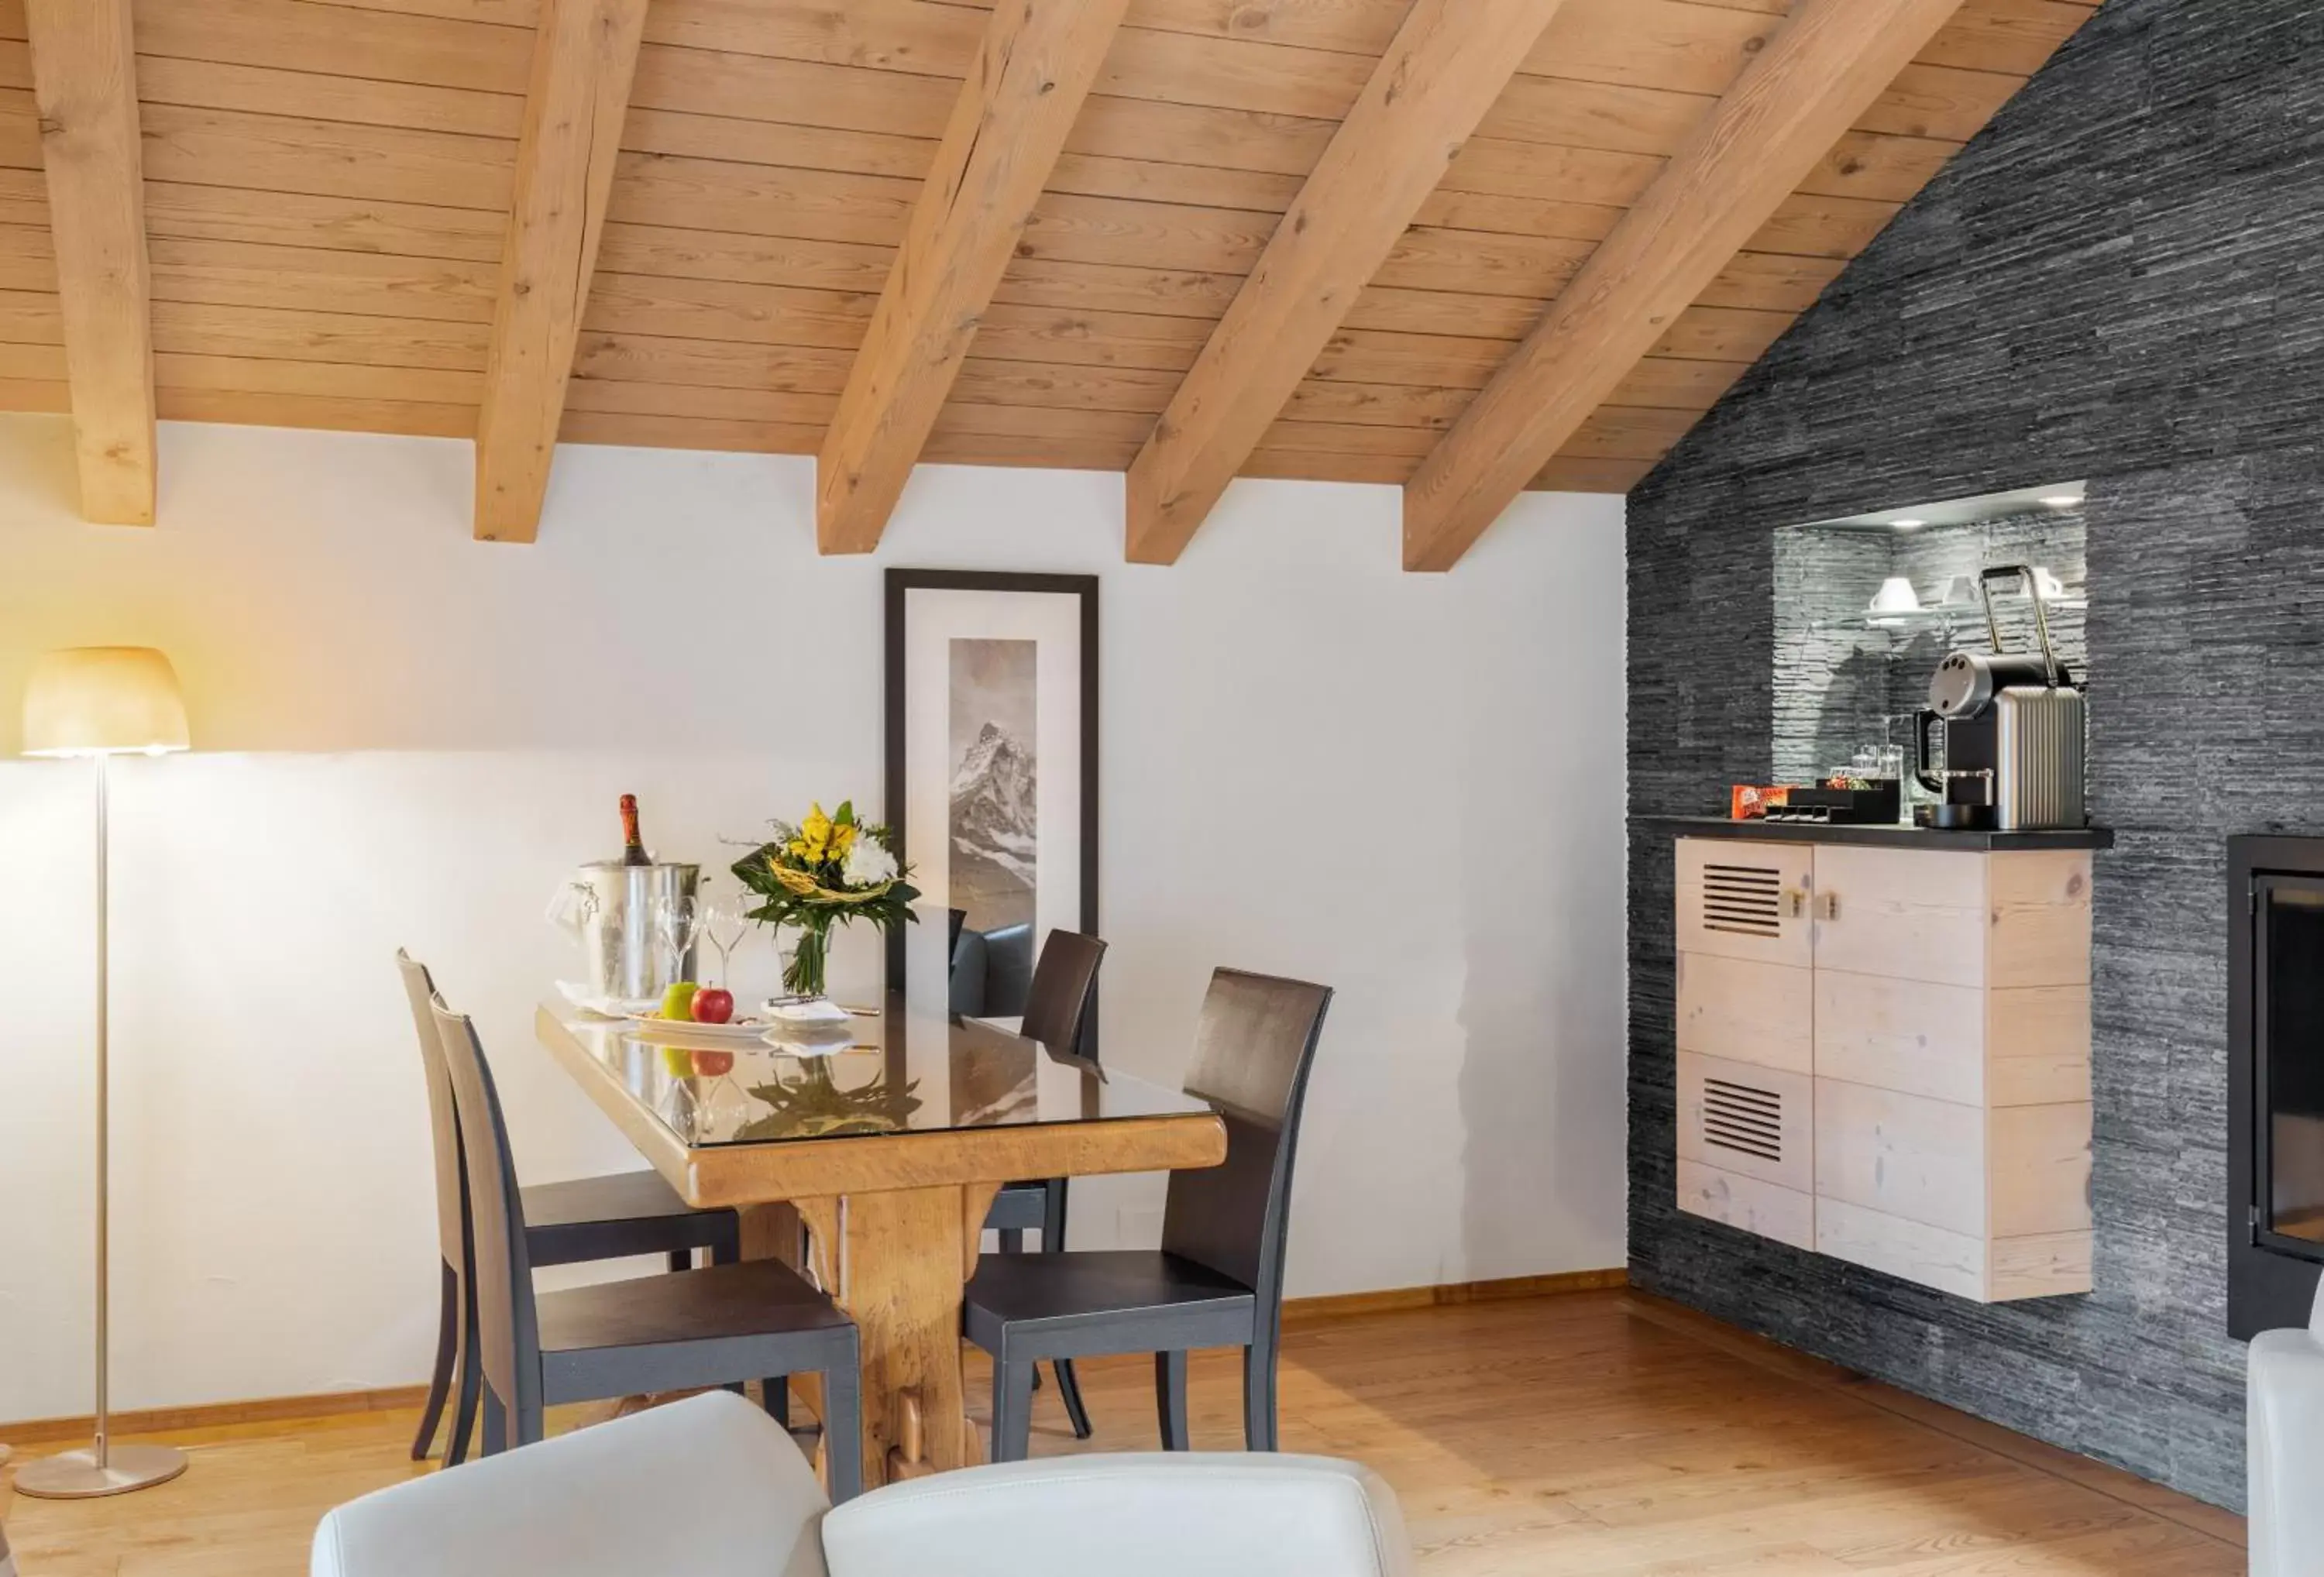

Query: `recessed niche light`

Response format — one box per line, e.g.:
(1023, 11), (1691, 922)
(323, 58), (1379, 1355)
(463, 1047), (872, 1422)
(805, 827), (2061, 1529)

(2040, 493), (2082, 507)
(1889, 517), (1927, 531)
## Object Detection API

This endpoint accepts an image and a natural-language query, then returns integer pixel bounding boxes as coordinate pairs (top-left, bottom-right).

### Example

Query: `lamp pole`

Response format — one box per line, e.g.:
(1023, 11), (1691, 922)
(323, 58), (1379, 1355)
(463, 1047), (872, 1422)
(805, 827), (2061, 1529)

(15, 750), (189, 1498)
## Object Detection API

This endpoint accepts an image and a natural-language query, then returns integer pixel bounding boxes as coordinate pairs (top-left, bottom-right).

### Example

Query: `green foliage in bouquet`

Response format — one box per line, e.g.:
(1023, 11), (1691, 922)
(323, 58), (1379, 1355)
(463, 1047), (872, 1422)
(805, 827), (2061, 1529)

(731, 800), (918, 997)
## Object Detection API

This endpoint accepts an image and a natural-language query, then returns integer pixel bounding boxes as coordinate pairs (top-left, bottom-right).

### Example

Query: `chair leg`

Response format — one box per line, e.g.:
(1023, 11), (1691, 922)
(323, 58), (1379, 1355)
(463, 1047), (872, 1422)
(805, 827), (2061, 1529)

(668, 1249), (692, 1273)
(1054, 1359), (1093, 1441)
(762, 1376), (791, 1429)
(1242, 1333), (1279, 1452)
(410, 1260), (457, 1460)
(481, 1386), (507, 1458)
(1037, 1179), (1083, 1425)
(992, 1349), (1037, 1464)
(996, 1228), (1025, 1255)
(516, 1394), (545, 1448)
(822, 1355), (862, 1504)
(1156, 1350), (1189, 1452)
(445, 1271), (482, 1467)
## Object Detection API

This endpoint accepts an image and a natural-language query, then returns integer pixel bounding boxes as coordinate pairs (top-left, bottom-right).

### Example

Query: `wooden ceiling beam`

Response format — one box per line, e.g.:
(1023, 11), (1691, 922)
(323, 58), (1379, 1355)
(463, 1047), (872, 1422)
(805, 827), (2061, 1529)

(1122, 0), (1571, 566)
(815, 0), (1130, 555)
(1400, 0), (1965, 572)
(473, 0), (648, 543)
(26, 0), (156, 525)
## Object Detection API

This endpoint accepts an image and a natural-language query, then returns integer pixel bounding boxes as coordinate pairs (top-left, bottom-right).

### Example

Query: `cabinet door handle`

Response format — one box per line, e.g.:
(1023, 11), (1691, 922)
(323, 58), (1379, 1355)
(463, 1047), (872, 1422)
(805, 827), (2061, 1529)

(1783, 888), (1806, 918)
(1817, 892), (1841, 922)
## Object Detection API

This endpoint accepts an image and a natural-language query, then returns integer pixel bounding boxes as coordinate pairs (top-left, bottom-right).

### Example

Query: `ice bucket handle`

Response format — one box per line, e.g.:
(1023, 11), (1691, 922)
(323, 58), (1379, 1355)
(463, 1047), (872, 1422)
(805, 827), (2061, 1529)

(546, 875), (600, 936)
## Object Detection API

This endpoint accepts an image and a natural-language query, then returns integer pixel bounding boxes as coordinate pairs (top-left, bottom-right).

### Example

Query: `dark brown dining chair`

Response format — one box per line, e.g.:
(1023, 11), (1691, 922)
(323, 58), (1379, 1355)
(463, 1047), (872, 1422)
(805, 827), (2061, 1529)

(978, 928), (1107, 1438)
(431, 998), (865, 1501)
(397, 951), (744, 1465)
(964, 967), (1332, 1462)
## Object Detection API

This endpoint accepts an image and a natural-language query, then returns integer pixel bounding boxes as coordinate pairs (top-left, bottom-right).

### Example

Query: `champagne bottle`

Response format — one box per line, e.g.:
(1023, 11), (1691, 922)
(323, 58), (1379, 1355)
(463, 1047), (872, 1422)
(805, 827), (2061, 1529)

(618, 793), (650, 866)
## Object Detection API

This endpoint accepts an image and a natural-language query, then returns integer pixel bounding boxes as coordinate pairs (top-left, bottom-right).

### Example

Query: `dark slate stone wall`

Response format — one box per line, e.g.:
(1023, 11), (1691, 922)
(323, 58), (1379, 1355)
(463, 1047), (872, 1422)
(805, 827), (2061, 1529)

(1625, 0), (2324, 1509)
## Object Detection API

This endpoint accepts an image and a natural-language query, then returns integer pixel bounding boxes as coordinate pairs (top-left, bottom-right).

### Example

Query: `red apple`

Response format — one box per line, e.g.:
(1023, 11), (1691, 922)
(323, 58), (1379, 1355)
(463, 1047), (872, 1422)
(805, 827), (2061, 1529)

(691, 987), (734, 1025)
(690, 1049), (734, 1077)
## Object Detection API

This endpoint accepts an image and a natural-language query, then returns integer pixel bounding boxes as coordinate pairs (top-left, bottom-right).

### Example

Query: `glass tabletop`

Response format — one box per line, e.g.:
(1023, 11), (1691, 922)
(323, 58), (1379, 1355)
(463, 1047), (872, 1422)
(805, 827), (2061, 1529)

(545, 995), (1212, 1148)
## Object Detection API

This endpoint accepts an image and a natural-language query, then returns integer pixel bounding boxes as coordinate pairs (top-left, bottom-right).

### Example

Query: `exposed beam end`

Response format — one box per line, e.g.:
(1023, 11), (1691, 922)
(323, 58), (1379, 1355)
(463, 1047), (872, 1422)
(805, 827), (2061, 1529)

(77, 436), (156, 526)
(815, 457), (890, 556)
(1401, 490), (1466, 574)
(473, 485), (544, 545)
(1122, 462), (1198, 566)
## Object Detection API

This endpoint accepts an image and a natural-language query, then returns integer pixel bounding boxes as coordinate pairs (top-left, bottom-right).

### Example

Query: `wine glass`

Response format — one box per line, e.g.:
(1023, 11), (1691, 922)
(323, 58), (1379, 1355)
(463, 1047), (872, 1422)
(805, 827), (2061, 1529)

(700, 887), (751, 990)
(653, 891), (703, 989)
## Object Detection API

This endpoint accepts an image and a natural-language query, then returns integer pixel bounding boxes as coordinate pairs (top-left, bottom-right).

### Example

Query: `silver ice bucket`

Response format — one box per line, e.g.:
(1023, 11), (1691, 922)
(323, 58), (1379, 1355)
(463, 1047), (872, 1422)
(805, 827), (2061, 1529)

(551, 861), (700, 1001)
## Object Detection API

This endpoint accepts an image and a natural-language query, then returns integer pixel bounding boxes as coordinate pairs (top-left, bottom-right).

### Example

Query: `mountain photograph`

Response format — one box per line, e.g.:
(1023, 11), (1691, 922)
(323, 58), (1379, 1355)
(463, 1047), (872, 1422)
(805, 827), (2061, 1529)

(947, 637), (1037, 933)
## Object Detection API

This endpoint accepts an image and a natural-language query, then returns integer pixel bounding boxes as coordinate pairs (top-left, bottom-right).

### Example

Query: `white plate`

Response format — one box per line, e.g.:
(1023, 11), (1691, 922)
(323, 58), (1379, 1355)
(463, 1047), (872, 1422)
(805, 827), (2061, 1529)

(623, 1014), (773, 1043)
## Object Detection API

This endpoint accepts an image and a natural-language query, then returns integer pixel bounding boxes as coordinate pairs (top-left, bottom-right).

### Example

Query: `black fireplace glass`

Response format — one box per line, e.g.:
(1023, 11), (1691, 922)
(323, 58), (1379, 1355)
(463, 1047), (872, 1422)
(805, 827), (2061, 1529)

(2260, 880), (2324, 1250)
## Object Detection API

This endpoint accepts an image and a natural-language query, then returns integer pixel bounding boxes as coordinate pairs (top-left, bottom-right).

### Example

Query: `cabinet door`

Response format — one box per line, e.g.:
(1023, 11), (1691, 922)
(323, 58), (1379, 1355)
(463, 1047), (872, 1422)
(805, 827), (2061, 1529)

(1676, 839), (1812, 968)
(1679, 953), (1811, 1075)
(1808, 845), (1988, 988)
(1677, 1051), (1812, 1194)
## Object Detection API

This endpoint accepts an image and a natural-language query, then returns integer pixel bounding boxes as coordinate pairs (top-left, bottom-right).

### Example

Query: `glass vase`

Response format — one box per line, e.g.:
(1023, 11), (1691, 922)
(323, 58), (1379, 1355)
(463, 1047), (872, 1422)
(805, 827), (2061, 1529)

(784, 914), (835, 1000)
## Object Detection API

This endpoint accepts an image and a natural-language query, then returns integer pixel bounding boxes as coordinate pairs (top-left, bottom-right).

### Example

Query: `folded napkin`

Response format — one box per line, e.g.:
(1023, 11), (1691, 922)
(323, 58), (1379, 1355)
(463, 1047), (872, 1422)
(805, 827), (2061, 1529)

(556, 981), (660, 1019)
(766, 998), (852, 1026)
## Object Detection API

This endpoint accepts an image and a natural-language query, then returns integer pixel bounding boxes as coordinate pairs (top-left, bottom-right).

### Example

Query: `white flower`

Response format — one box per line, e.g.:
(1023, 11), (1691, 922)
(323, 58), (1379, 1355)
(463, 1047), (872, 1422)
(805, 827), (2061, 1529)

(843, 838), (898, 888)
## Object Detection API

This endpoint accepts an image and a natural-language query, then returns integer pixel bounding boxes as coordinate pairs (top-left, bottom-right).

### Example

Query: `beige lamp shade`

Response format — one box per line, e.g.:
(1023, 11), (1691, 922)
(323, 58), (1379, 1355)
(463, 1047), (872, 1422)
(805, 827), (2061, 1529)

(22, 647), (191, 758)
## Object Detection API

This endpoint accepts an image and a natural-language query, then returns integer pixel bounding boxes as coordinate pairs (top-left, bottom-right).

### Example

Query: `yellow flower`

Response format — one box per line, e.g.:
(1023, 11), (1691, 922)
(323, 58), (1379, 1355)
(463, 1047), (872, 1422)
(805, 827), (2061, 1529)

(791, 802), (834, 862)
(830, 822), (858, 858)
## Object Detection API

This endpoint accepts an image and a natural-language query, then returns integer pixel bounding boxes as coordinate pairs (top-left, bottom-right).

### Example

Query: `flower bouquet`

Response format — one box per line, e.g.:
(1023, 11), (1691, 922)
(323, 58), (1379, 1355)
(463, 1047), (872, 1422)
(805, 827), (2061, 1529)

(731, 801), (918, 1000)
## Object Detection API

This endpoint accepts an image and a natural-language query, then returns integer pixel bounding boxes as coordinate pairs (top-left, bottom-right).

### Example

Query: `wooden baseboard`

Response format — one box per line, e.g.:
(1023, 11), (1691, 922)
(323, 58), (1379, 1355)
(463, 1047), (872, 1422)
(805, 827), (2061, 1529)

(0, 1383), (433, 1448)
(0, 1272), (1625, 1443)
(1281, 1267), (1627, 1324)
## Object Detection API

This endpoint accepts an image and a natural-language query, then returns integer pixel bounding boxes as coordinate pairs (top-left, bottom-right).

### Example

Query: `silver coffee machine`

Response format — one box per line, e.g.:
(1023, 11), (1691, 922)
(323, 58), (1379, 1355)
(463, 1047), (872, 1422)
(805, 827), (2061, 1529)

(1913, 564), (2086, 831)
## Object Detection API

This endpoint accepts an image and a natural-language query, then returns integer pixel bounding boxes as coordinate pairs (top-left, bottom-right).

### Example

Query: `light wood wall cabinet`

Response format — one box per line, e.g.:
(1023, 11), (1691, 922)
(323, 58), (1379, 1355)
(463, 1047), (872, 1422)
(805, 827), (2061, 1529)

(1674, 834), (2094, 1302)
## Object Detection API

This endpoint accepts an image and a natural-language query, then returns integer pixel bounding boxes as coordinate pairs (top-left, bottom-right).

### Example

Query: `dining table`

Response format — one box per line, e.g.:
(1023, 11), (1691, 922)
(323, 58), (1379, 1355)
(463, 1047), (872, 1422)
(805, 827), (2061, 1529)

(535, 996), (1226, 1489)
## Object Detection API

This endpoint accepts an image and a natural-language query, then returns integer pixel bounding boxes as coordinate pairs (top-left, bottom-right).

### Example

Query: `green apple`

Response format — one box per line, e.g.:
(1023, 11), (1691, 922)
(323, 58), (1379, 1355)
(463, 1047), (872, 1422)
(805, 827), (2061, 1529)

(660, 981), (700, 1021)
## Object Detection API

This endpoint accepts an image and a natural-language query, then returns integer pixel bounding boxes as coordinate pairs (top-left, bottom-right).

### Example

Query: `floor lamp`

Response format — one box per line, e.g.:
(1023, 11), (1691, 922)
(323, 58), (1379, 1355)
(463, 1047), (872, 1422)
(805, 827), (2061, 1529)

(15, 648), (191, 1500)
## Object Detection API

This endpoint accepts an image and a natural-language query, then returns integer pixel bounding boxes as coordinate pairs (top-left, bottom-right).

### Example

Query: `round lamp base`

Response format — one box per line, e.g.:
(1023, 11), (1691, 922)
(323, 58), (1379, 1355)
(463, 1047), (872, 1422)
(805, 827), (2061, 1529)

(12, 1444), (188, 1500)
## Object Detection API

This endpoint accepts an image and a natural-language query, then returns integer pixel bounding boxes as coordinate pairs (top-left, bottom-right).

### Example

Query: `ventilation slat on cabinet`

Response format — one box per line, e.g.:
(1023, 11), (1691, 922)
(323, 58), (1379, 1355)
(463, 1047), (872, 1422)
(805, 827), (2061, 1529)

(1697, 858), (1786, 937)
(1702, 1074), (1785, 1163)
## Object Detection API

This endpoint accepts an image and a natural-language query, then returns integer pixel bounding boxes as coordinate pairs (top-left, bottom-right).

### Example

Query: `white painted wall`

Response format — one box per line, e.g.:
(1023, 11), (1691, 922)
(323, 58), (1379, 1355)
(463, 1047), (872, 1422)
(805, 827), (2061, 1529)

(0, 415), (1626, 1421)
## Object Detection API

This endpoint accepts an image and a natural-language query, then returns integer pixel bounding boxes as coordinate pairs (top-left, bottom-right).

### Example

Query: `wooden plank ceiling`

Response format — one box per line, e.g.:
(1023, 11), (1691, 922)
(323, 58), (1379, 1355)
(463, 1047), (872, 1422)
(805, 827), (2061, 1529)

(0, 0), (2095, 564)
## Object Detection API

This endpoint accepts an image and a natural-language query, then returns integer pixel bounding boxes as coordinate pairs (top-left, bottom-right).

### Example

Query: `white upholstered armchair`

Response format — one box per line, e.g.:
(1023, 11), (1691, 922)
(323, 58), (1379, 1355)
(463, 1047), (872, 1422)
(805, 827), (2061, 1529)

(311, 1390), (1413, 1577)
(2250, 1273), (2324, 1577)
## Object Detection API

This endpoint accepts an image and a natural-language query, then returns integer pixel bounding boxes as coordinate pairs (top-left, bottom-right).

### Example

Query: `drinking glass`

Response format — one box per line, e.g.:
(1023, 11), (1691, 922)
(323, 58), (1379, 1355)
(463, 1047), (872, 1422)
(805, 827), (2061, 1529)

(700, 888), (751, 989)
(653, 892), (702, 989)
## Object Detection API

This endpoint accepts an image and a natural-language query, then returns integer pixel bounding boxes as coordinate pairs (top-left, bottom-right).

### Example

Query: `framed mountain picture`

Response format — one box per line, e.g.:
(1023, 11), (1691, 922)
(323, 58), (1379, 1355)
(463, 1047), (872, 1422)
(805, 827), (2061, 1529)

(884, 570), (1098, 1039)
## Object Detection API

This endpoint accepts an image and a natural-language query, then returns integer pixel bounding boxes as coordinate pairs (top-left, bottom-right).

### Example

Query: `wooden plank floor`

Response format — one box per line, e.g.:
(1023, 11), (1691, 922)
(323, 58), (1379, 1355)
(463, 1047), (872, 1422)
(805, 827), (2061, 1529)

(0, 1290), (2243, 1575)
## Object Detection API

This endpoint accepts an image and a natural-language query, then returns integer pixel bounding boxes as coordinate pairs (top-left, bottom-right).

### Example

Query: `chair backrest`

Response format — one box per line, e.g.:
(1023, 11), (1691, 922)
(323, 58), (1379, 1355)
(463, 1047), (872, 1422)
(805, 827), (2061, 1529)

(821, 1452), (1411, 1577)
(1161, 970), (1332, 1311)
(312, 1391), (830, 1577)
(1020, 929), (1107, 1063)
(395, 950), (469, 1270)
(431, 999), (541, 1416)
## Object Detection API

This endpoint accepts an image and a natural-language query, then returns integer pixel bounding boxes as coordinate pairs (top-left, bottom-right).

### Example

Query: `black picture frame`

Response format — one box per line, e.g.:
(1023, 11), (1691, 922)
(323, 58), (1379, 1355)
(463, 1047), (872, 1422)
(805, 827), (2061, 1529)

(884, 569), (1099, 1046)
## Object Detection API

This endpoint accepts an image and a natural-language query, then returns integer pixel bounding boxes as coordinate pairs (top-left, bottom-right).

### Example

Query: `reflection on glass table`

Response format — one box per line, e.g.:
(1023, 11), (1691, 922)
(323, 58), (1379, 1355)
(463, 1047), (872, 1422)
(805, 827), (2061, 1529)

(547, 993), (1208, 1149)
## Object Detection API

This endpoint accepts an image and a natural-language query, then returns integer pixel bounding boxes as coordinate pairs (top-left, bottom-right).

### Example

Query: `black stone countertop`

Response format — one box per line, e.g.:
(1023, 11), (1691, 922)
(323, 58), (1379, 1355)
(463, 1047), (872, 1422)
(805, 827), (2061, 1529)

(1645, 816), (2115, 852)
